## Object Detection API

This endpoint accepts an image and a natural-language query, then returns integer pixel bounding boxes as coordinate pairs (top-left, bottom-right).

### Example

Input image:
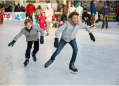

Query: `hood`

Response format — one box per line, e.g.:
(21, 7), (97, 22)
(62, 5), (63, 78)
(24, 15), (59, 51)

(104, 6), (108, 8)
(91, 2), (94, 5)
(77, 2), (81, 7)
(68, 18), (79, 25)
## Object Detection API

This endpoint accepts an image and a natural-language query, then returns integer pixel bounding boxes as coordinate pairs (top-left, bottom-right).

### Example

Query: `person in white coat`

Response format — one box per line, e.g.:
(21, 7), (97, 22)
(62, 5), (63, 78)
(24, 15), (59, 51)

(44, 3), (53, 36)
(67, 3), (76, 17)
(76, 2), (83, 21)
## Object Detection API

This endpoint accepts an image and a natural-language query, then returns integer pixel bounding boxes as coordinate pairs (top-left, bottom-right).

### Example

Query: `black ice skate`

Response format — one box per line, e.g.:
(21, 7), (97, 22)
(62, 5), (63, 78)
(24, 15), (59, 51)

(32, 54), (37, 62)
(24, 59), (29, 67)
(44, 59), (54, 68)
(69, 62), (78, 72)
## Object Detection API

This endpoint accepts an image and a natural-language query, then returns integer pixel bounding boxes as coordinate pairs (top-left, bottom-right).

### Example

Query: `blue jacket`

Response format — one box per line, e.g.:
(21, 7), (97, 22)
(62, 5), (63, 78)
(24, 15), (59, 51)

(102, 6), (109, 16)
(90, 2), (96, 14)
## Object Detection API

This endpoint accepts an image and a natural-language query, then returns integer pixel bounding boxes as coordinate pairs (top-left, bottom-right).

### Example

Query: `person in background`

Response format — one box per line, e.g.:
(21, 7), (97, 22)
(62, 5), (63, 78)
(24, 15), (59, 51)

(90, 0), (96, 28)
(44, 3), (53, 36)
(26, 2), (36, 22)
(76, 2), (83, 21)
(0, 7), (3, 25)
(1, 5), (5, 24)
(82, 8), (91, 27)
(34, 5), (42, 26)
(38, 11), (47, 34)
(15, 4), (21, 12)
(67, 3), (76, 17)
(101, 2), (109, 30)
(21, 5), (25, 12)
(5, 5), (9, 12)
(57, 4), (63, 12)
(116, 5), (119, 25)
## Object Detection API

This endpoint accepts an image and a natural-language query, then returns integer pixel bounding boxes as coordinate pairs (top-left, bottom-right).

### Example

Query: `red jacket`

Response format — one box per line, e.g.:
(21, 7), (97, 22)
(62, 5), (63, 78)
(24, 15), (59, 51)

(116, 8), (119, 16)
(26, 4), (35, 14)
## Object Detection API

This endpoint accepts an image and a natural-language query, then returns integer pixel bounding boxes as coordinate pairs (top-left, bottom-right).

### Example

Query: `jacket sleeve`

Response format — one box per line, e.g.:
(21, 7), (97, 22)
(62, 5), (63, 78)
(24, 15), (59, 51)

(35, 26), (44, 36)
(13, 28), (24, 41)
(80, 21), (91, 33)
(55, 22), (68, 38)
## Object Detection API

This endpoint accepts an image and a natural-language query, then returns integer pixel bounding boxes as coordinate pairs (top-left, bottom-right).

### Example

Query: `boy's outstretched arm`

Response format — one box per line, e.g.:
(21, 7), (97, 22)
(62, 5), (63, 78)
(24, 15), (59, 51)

(8, 29), (24, 47)
(82, 22), (95, 42)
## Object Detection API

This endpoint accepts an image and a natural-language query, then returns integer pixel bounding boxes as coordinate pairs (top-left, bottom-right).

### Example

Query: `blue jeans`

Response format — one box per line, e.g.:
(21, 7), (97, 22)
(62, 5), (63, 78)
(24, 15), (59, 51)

(51, 38), (78, 62)
(86, 19), (91, 26)
(35, 15), (39, 24)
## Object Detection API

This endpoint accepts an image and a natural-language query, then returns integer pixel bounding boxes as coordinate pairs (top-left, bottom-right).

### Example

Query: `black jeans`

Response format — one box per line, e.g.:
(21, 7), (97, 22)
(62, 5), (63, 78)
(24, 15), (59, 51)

(25, 40), (39, 59)
(102, 15), (108, 29)
(86, 19), (91, 26)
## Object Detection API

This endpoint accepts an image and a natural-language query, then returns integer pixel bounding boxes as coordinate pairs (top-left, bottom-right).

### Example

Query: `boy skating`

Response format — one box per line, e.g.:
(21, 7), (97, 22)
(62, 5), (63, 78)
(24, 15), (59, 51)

(8, 19), (44, 67)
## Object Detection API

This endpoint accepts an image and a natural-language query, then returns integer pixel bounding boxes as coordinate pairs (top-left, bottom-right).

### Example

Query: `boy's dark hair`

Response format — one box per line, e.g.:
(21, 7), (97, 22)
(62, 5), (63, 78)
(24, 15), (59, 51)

(69, 11), (79, 18)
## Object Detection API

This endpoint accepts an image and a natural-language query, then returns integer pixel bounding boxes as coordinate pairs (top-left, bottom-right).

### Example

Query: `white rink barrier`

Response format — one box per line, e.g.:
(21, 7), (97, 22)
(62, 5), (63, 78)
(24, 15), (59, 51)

(3, 12), (26, 21)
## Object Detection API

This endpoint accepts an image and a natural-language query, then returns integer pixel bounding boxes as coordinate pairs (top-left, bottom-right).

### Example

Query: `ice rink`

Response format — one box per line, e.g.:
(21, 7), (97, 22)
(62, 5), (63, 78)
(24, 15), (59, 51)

(0, 21), (119, 85)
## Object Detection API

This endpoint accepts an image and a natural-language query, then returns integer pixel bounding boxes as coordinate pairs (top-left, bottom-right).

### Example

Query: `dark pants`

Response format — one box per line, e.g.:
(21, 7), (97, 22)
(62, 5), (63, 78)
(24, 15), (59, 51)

(91, 14), (95, 25)
(35, 15), (39, 24)
(26, 13), (33, 22)
(51, 38), (78, 62)
(86, 19), (91, 26)
(25, 41), (39, 59)
(102, 15), (108, 29)
(117, 15), (119, 22)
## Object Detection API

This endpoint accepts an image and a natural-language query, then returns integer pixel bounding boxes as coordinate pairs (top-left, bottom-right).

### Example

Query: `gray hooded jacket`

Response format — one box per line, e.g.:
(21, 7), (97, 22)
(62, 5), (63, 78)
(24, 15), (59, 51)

(55, 19), (91, 42)
(14, 25), (44, 42)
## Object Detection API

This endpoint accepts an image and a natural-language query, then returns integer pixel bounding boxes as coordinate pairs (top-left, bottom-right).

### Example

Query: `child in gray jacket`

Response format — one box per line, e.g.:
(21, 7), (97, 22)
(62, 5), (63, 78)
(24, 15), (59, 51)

(8, 19), (44, 66)
(44, 12), (95, 72)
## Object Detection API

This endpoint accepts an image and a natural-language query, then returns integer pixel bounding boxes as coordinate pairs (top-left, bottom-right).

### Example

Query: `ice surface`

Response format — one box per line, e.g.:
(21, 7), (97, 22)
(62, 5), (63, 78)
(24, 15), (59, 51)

(0, 21), (119, 85)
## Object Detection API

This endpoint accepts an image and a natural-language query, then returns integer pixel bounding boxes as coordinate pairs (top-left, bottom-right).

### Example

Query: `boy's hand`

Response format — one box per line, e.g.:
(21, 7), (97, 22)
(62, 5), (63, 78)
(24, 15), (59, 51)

(54, 38), (59, 48)
(8, 40), (16, 47)
(40, 36), (44, 44)
(89, 33), (95, 42)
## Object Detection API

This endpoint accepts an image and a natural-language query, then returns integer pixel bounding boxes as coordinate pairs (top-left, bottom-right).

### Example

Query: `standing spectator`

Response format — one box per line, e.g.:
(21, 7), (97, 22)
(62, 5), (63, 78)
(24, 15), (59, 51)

(90, 1), (96, 28)
(116, 5), (119, 25)
(0, 3), (1, 8)
(82, 8), (91, 27)
(101, 3), (109, 30)
(26, 2), (36, 22)
(67, 3), (76, 17)
(34, 5), (42, 25)
(44, 3), (53, 36)
(57, 4), (63, 12)
(76, 2), (83, 21)
(5, 5), (9, 12)
(1, 5), (5, 24)
(0, 7), (3, 25)
(15, 4), (21, 12)
(21, 5), (25, 12)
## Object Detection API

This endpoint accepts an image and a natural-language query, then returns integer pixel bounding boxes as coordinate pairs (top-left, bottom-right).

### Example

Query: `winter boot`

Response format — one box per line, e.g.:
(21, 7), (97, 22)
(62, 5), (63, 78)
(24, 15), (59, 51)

(44, 59), (54, 68)
(69, 62), (78, 72)
(24, 58), (29, 67)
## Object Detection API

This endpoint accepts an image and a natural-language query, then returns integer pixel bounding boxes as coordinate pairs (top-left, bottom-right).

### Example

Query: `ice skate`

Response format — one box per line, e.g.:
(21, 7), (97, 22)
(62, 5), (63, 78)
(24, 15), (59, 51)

(32, 54), (37, 62)
(69, 62), (78, 72)
(24, 59), (29, 67)
(44, 59), (54, 68)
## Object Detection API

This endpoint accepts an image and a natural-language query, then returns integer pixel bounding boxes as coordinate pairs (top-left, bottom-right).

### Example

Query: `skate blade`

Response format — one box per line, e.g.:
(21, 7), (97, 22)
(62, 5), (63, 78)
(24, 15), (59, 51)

(70, 70), (78, 74)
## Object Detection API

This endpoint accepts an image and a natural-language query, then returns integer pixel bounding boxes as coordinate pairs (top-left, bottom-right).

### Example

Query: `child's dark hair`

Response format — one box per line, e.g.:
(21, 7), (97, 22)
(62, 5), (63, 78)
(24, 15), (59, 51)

(69, 11), (79, 18)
